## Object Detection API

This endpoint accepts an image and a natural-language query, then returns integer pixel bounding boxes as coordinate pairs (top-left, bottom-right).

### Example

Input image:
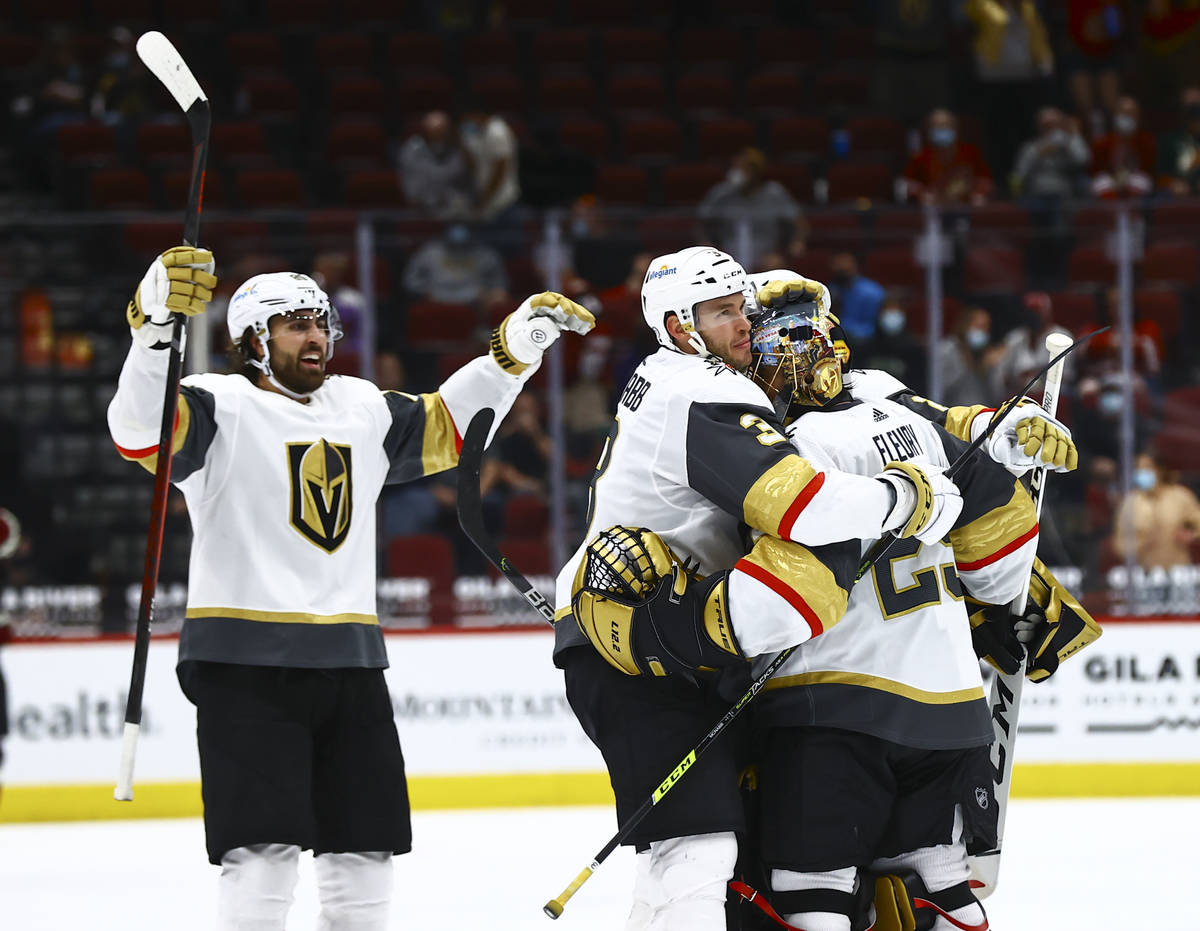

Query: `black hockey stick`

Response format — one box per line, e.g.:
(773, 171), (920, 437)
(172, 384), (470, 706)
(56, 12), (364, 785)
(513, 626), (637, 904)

(852, 327), (1106, 584)
(115, 31), (210, 802)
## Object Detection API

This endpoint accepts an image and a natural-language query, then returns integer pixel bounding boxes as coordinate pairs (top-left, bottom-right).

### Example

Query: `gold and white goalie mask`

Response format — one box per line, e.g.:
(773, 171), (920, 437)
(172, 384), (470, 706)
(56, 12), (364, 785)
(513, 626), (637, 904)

(748, 281), (844, 408)
(571, 526), (743, 678)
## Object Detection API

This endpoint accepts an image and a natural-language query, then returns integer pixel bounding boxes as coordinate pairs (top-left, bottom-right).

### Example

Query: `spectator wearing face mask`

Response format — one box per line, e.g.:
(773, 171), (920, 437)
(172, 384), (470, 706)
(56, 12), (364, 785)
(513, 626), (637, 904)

(828, 252), (886, 342)
(854, 300), (929, 394)
(1112, 451), (1200, 569)
(399, 111), (474, 219)
(992, 291), (1074, 397)
(1074, 372), (1154, 463)
(1091, 95), (1156, 197)
(1157, 85), (1200, 194)
(936, 306), (1002, 406)
(902, 109), (994, 205)
(402, 223), (508, 305)
(698, 147), (804, 268)
(1013, 107), (1092, 200)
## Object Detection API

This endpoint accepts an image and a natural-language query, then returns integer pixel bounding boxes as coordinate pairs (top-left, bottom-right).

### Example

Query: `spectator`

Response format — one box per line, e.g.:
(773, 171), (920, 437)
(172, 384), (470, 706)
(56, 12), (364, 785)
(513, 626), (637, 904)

(936, 305), (1003, 406)
(481, 392), (550, 500)
(828, 252), (886, 342)
(563, 334), (615, 461)
(1112, 450), (1200, 569)
(902, 109), (993, 205)
(1138, 0), (1200, 104)
(1012, 107), (1092, 200)
(595, 252), (652, 317)
(698, 147), (803, 268)
(1091, 95), (1156, 198)
(312, 251), (366, 357)
(402, 223), (508, 305)
(90, 27), (152, 128)
(398, 110), (474, 219)
(1086, 287), (1163, 390)
(965, 0), (1055, 177)
(991, 291), (1074, 397)
(1065, 0), (1127, 138)
(460, 103), (520, 223)
(1074, 371), (1155, 462)
(853, 299), (929, 394)
(1157, 85), (1200, 194)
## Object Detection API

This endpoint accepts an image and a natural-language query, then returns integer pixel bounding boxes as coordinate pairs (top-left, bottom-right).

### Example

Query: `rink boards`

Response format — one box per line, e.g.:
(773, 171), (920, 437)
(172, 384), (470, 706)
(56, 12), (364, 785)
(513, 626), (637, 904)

(1, 620), (1198, 823)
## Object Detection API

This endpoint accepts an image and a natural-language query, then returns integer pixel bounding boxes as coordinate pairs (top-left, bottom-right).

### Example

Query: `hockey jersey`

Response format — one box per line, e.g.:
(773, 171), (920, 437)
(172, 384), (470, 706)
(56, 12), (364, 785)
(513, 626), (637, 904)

(755, 391), (1039, 749)
(553, 348), (900, 665)
(108, 341), (528, 669)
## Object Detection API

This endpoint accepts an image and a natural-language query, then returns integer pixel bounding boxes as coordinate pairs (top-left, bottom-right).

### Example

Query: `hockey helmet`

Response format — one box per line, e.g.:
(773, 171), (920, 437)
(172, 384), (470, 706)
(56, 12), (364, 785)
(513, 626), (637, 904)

(748, 270), (845, 408)
(226, 272), (343, 361)
(641, 246), (752, 353)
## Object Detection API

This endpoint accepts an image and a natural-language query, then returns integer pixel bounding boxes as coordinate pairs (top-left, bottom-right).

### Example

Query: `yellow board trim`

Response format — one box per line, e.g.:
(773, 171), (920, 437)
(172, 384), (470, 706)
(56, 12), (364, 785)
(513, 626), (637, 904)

(184, 607), (378, 625)
(4, 764), (1200, 823)
(764, 669), (985, 705)
(419, 391), (461, 476)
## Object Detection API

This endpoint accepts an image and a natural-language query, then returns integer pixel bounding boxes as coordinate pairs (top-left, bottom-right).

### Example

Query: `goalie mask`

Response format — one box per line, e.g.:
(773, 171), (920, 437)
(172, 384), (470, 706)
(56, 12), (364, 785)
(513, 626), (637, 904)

(748, 281), (844, 408)
(227, 272), (343, 396)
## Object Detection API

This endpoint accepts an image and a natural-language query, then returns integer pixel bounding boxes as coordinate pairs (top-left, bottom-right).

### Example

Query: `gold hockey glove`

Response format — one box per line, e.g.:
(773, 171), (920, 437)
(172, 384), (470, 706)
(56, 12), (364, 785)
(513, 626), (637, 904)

(491, 291), (595, 375)
(571, 526), (745, 679)
(126, 246), (217, 330)
(980, 396), (1078, 475)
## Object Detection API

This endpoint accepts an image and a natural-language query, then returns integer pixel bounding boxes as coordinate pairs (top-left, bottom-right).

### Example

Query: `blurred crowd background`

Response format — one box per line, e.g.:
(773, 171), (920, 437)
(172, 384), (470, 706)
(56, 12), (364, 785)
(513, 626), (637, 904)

(1, 0), (1199, 636)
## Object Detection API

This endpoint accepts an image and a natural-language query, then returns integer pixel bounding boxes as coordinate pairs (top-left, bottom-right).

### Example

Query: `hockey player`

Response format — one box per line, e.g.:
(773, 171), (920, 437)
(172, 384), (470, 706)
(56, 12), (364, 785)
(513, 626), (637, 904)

(553, 246), (966, 930)
(733, 279), (1098, 931)
(108, 247), (594, 930)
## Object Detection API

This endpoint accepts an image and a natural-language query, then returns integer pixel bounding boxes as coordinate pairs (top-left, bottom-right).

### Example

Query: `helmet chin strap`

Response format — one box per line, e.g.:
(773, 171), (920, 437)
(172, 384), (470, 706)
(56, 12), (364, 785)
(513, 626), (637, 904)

(251, 336), (316, 401)
(682, 324), (719, 361)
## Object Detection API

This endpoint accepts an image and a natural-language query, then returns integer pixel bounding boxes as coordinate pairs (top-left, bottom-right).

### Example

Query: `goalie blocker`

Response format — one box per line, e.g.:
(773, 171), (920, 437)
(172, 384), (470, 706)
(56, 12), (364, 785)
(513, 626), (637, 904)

(968, 557), (1102, 681)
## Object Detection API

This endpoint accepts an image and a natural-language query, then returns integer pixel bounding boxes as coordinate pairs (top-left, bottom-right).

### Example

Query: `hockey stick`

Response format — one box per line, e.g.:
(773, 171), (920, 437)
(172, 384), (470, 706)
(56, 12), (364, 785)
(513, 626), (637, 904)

(115, 31), (210, 802)
(968, 330), (1072, 898)
(853, 328), (1104, 584)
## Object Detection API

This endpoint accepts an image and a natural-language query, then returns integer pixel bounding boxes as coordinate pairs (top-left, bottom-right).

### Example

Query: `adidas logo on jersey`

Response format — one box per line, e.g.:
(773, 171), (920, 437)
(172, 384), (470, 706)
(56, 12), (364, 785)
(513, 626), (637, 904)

(872, 408), (888, 422)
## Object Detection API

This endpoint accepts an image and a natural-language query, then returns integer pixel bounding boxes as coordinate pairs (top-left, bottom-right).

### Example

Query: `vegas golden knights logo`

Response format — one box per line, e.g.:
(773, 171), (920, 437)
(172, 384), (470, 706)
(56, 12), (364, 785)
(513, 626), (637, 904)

(287, 439), (353, 553)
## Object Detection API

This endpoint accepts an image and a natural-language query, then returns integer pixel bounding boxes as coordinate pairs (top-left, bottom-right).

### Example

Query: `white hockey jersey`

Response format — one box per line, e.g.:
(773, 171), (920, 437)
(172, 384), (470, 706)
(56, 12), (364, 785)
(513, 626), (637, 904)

(553, 347), (901, 664)
(755, 393), (1039, 749)
(108, 341), (528, 668)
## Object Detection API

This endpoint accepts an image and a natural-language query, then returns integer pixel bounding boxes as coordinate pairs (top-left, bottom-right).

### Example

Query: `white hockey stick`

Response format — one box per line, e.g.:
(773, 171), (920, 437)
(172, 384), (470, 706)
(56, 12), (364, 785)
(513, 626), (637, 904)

(115, 32), (210, 803)
(968, 331), (1073, 897)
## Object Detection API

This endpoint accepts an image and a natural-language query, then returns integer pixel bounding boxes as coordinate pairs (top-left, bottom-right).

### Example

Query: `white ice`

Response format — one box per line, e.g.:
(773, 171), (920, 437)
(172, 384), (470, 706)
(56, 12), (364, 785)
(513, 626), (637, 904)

(0, 798), (1193, 930)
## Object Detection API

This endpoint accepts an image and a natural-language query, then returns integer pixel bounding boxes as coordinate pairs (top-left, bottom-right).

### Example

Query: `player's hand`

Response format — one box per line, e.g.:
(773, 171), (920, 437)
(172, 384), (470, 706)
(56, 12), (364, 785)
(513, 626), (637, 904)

(491, 291), (595, 375)
(756, 277), (831, 316)
(982, 398), (1077, 475)
(126, 246), (217, 332)
(876, 460), (964, 545)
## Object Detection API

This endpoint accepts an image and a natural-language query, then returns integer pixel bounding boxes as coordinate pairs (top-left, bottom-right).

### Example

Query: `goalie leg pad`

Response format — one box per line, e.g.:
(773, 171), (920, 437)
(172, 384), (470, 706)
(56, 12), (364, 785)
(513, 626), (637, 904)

(218, 843), (300, 929)
(313, 850), (393, 930)
(646, 832), (738, 930)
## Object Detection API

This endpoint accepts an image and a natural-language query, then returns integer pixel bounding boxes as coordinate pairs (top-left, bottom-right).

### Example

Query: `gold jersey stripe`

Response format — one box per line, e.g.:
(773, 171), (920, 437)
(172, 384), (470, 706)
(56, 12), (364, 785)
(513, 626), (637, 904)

(421, 391), (461, 476)
(764, 668), (985, 705)
(949, 483), (1038, 567)
(118, 394), (193, 475)
(554, 605), (573, 622)
(185, 606), (379, 625)
(738, 534), (848, 635)
(742, 456), (820, 539)
(943, 403), (992, 441)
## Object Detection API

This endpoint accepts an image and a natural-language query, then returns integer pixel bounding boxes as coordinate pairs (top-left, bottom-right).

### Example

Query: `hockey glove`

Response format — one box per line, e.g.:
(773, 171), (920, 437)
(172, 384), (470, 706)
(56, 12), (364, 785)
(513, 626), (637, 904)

(969, 558), (1101, 681)
(876, 461), (964, 545)
(491, 291), (595, 375)
(756, 277), (832, 316)
(974, 397), (1078, 476)
(571, 526), (746, 680)
(126, 246), (217, 349)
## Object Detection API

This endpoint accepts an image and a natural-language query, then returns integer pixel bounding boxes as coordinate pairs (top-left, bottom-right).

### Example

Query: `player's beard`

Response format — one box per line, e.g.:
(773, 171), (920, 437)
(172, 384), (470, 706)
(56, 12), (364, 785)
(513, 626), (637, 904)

(272, 346), (326, 394)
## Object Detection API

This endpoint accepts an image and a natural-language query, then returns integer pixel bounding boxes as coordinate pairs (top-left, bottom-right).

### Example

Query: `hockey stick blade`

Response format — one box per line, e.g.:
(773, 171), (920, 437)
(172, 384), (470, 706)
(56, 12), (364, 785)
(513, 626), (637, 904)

(853, 326), (1107, 584)
(457, 409), (555, 624)
(136, 32), (206, 113)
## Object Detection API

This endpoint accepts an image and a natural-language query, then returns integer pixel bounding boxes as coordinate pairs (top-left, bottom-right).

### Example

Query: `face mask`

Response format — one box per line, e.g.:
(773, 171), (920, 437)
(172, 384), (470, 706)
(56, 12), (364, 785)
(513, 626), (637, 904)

(726, 168), (748, 188)
(1114, 114), (1137, 135)
(964, 327), (988, 351)
(878, 309), (906, 335)
(445, 225), (470, 247)
(1046, 128), (1068, 147)
(930, 127), (956, 148)
(1098, 391), (1123, 415)
(1133, 467), (1157, 491)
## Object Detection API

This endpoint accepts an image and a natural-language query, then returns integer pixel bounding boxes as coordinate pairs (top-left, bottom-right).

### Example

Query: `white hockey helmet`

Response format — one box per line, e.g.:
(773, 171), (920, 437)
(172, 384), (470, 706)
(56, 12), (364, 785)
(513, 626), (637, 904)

(641, 246), (751, 352)
(227, 272), (343, 361)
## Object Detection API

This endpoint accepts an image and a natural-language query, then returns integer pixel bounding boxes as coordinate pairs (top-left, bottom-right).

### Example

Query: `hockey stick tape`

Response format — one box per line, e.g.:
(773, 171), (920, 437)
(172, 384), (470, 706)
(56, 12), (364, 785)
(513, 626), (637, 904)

(136, 31), (207, 111)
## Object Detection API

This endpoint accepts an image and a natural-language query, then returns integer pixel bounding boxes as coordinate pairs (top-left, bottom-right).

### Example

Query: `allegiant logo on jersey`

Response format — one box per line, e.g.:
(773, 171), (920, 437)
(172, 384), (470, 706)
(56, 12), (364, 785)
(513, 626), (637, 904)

(646, 265), (677, 282)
